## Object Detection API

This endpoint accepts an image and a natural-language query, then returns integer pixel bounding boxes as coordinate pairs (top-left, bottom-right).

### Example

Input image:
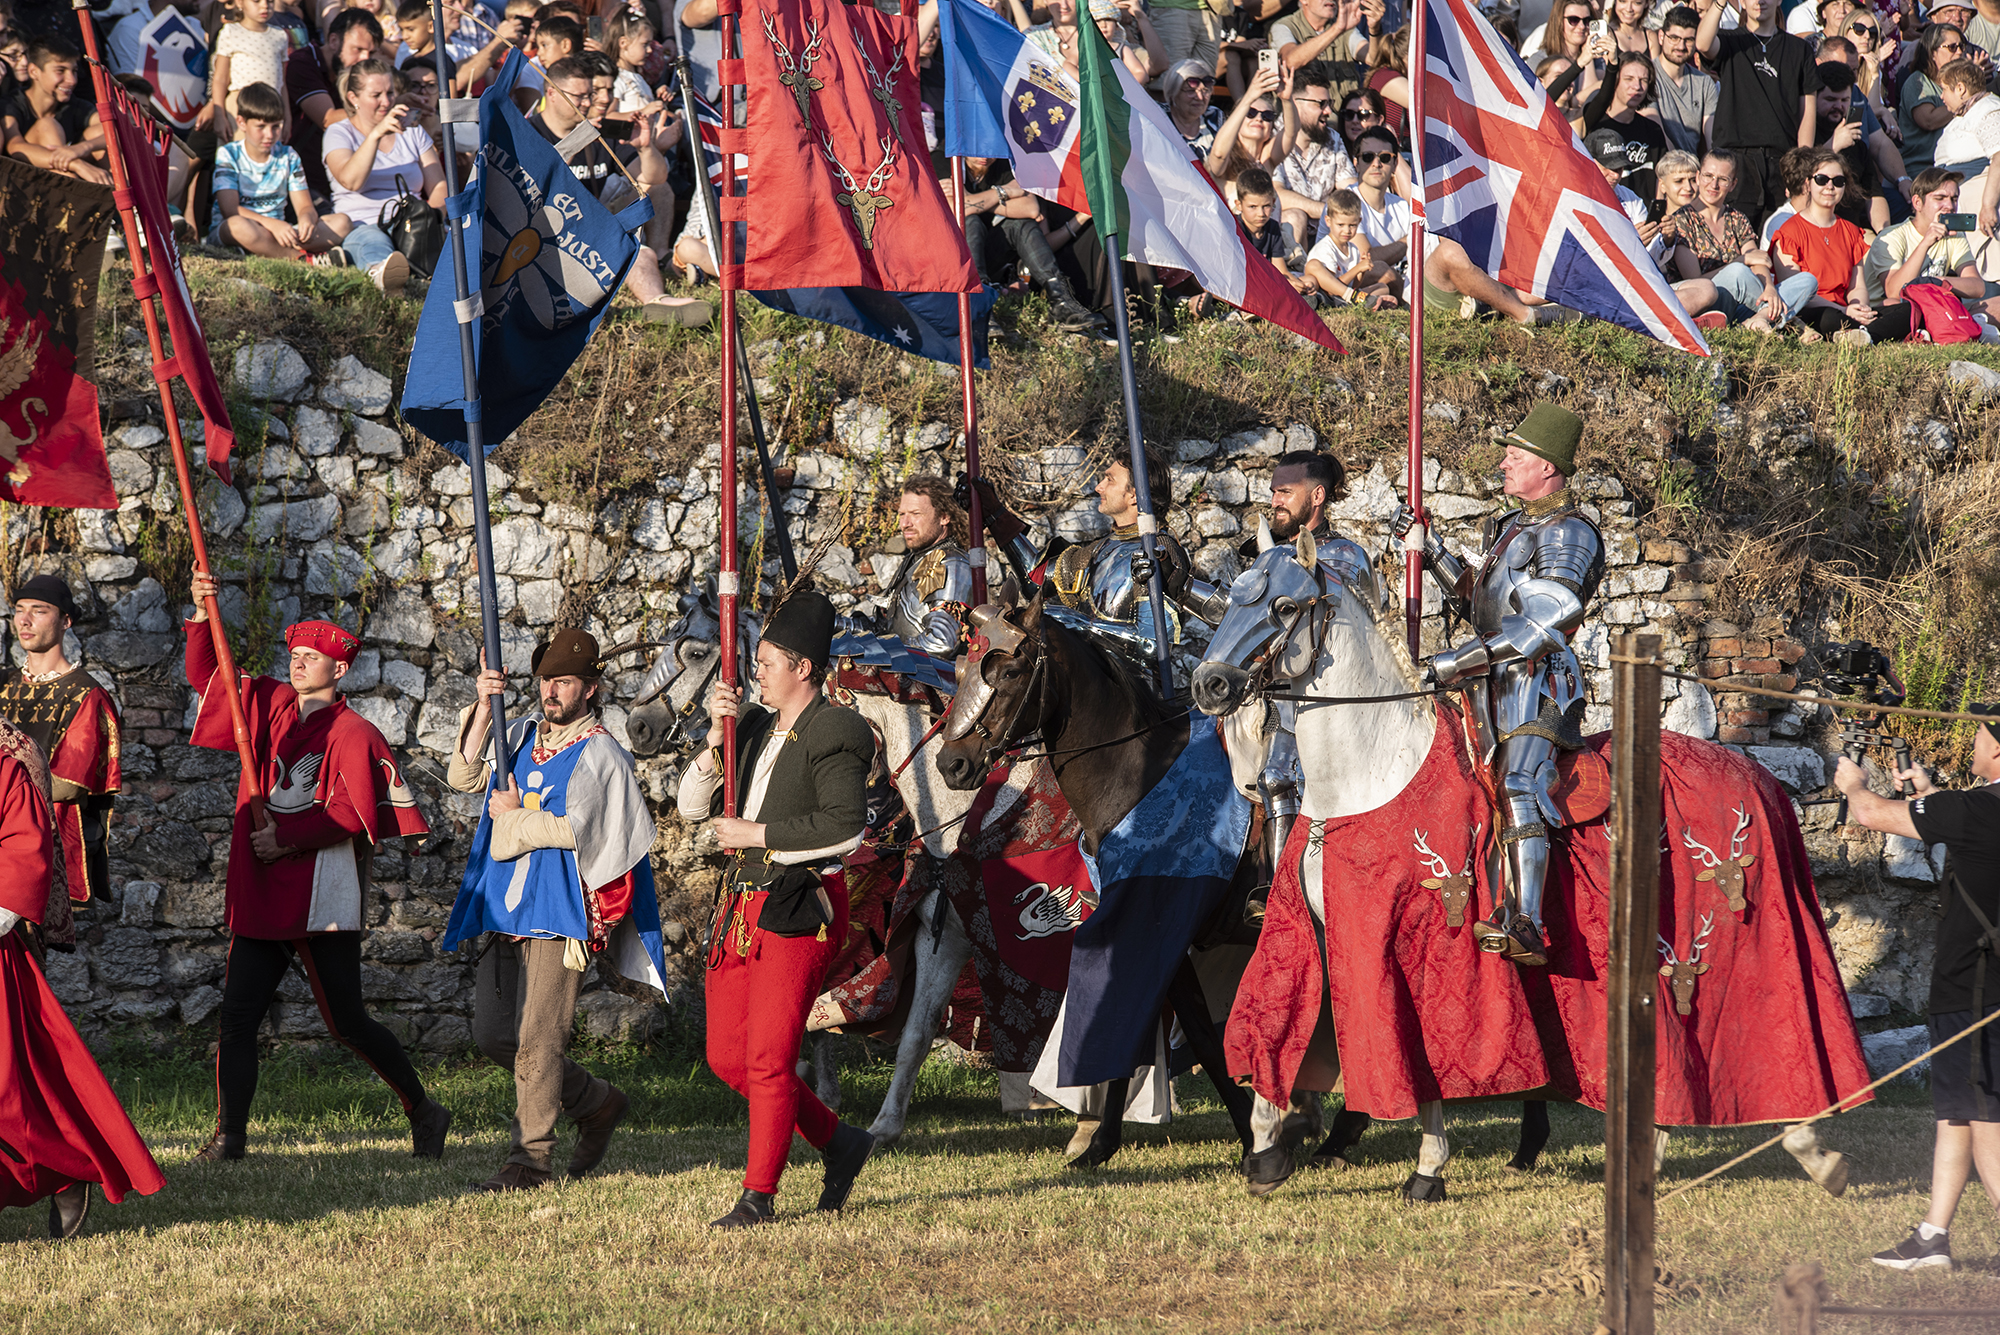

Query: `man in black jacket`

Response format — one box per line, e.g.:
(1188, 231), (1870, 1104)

(678, 588), (876, 1228)
(1836, 710), (2000, 1271)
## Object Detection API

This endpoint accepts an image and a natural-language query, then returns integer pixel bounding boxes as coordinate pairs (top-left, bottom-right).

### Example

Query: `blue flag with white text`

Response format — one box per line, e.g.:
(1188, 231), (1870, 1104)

(752, 287), (996, 368)
(401, 51), (652, 459)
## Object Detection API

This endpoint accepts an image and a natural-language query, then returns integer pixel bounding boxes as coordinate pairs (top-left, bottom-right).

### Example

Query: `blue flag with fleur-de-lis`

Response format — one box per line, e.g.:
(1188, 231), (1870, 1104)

(401, 51), (651, 460)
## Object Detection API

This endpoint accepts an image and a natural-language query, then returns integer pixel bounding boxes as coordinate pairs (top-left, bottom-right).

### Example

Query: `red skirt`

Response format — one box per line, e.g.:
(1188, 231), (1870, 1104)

(0, 934), (165, 1206)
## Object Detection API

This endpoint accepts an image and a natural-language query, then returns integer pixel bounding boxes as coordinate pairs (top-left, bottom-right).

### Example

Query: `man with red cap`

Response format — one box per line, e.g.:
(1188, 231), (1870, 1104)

(183, 571), (446, 1162)
(0, 707), (163, 1239)
(0, 573), (122, 914)
(679, 587), (877, 1228)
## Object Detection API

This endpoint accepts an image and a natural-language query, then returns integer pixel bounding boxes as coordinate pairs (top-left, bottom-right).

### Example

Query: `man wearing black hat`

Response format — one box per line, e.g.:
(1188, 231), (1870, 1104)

(1394, 404), (1604, 967)
(0, 574), (121, 919)
(678, 587), (877, 1228)
(444, 630), (671, 1193)
(1838, 707), (2000, 1273)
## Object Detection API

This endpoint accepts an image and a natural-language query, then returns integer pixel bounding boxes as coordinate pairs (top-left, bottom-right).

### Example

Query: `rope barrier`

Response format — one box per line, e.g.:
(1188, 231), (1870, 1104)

(1658, 1006), (2000, 1206)
(1662, 669), (1997, 726)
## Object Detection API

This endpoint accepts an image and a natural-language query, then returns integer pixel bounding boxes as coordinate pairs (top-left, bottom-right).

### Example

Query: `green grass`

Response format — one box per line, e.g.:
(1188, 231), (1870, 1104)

(3, 1045), (1998, 1332)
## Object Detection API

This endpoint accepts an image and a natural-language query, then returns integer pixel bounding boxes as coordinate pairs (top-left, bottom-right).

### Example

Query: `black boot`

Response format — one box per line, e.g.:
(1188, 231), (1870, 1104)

(193, 1130), (245, 1163)
(817, 1122), (874, 1212)
(1045, 275), (1107, 334)
(711, 1188), (776, 1229)
(47, 1183), (89, 1240)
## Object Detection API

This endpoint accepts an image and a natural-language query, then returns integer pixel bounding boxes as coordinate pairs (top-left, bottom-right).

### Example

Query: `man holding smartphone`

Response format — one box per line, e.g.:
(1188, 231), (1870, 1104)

(529, 56), (711, 326)
(1863, 166), (1999, 319)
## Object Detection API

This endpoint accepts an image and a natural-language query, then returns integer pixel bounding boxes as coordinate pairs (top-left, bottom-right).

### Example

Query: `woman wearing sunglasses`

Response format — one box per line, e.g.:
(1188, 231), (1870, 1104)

(1206, 59), (1297, 187)
(1164, 58), (1226, 154)
(1899, 21), (1968, 175)
(1833, 9), (1894, 127)
(1771, 146), (1918, 340)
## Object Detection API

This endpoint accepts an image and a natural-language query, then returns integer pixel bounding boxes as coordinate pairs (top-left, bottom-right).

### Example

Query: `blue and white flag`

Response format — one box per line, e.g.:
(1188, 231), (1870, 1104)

(753, 287), (997, 369)
(401, 52), (653, 460)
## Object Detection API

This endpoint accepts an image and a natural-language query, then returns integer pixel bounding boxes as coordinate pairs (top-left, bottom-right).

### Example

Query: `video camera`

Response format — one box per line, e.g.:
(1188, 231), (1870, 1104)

(1802, 640), (1914, 821)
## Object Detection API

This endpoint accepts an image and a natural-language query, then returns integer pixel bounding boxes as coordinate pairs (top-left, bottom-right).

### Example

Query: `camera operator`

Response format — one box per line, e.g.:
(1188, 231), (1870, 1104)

(1834, 705), (2000, 1272)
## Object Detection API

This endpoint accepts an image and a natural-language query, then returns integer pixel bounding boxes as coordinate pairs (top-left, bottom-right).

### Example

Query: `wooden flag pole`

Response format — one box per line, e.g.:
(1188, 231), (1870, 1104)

(73, 2), (264, 815)
(1404, 0), (1429, 660)
(716, 3), (743, 814)
(949, 158), (988, 606)
(428, 0), (512, 780)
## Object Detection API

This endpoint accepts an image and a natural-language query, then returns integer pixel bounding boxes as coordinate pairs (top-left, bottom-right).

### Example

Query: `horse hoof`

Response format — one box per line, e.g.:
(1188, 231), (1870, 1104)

(1310, 1109), (1372, 1168)
(1067, 1143), (1120, 1171)
(1399, 1171), (1447, 1203)
(1243, 1145), (1295, 1196)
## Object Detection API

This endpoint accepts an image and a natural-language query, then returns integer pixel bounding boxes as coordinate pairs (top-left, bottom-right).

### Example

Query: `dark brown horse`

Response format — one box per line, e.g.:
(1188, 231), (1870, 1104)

(936, 591), (1257, 1168)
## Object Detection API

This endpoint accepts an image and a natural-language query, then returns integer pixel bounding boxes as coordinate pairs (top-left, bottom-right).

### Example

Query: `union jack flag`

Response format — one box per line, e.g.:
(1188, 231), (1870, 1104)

(1419, 0), (1708, 355)
(686, 83), (747, 194)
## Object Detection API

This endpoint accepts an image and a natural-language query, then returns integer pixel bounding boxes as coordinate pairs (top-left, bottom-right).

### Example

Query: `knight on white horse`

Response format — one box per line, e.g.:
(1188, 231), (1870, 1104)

(1394, 403), (1604, 967)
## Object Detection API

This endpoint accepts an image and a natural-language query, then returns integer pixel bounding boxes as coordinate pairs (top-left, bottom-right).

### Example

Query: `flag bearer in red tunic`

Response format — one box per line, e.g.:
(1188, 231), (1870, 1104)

(678, 590), (878, 1228)
(183, 571), (447, 1162)
(0, 712), (163, 1238)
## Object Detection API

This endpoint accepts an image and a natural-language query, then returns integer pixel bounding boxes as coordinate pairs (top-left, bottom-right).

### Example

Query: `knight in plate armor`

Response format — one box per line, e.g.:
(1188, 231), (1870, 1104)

(968, 448), (1231, 663)
(836, 475), (975, 658)
(1395, 404), (1604, 967)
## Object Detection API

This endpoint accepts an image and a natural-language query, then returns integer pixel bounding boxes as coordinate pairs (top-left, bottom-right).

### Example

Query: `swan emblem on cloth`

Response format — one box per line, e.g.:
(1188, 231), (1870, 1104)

(267, 751), (324, 816)
(1014, 880), (1085, 941)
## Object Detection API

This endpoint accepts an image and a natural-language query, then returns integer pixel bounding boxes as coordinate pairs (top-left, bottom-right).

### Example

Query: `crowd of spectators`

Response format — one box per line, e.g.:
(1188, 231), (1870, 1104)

(7, 0), (2000, 344)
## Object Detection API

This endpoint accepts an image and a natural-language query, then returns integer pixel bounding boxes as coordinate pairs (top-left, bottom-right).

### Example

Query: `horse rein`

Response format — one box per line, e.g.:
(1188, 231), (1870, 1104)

(1239, 563), (1445, 709)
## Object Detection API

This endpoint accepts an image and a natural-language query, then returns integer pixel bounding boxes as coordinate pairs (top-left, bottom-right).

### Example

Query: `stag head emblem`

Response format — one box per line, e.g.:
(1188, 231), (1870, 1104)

(1684, 804), (1757, 914)
(1657, 913), (1716, 1016)
(1415, 825), (1479, 928)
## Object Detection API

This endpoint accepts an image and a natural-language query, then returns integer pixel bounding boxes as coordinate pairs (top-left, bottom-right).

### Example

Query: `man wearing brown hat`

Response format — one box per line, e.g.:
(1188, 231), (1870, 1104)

(678, 587), (877, 1228)
(444, 629), (669, 1193)
(183, 572), (444, 1162)
(0, 573), (121, 915)
(1394, 404), (1604, 967)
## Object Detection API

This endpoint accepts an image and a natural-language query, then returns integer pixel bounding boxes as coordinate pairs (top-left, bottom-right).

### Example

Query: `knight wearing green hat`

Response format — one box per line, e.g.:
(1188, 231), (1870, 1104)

(1392, 403), (1603, 967)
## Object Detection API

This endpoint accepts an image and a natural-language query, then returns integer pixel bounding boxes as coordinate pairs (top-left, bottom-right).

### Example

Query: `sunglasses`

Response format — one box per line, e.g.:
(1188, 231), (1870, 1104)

(1850, 22), (1876, 35)
(1182, 75), (1214, 86)
(1811, 172), (1847, 186)
(1246, 108), (1280, 121)
(1342, 107), (1379, 118)
(1564, 13), (1591, 23)
(1357, 150), (1398, 165)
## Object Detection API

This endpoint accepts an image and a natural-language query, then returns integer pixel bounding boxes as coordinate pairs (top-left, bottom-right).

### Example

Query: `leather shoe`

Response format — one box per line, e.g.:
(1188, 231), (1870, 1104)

(410, 1098), (452, 1159)
(567, 1086), (629, 1178)
(816, 1122), (874, 1212)
(192, 1131), (245, 1163)
(710, 1188), (775, 1228)
(47, 1183), (88, 1240)
(468, 1161), (552, 1193)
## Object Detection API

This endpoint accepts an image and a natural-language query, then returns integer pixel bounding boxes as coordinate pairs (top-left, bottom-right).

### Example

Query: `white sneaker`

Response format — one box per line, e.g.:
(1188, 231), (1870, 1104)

(368, 252), (410, 294)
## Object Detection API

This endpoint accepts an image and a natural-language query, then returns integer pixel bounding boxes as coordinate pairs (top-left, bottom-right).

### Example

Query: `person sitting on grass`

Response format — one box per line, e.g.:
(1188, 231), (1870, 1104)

(1304, 186), (1398, 307)
(1772, 145), (1919, 342)
(1664, 149), (1820, 332)
(322, 56), (446, 293)
(0, 35), (108, 185)
(1234, 166), (1314, 298)
(209, 81), (350, 260)
(1862, 166), (2000, 328)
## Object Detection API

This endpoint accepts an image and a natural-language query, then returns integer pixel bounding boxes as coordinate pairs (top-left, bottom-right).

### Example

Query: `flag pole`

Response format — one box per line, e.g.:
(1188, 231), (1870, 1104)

(715, 8), (743, 815)
(1100, 258), (1172, 697)
(949, 158), (987, 605)
(675, 57), (796, 584)
(1403, 0), (1429, 661)
(429, 0), (512, 779)
(74, 2), (265, 815)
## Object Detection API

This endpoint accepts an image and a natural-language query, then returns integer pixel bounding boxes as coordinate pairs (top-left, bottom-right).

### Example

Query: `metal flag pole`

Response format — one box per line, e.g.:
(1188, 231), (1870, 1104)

(948, 158), (988, 605)
(429, 0), (511, 779)
(1102, 258), (1172, 697)
(74, 2), (264, 816)
(715, 6), (744, 814)
(1404, 0), (1430, 661)
(675, 57), (796, 584)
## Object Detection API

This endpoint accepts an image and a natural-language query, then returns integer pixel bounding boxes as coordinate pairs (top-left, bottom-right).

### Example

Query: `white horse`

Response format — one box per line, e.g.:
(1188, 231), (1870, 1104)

(1190, 528), (1851, 1200)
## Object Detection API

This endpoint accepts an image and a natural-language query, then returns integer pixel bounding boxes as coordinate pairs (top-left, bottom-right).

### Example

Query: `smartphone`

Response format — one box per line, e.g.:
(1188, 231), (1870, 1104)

(1943, 212), (1978, 231)
(1647, 197), (1668, 223)
(1590, 17), (1609, 40)
(1844, 99), (1863, 125)
(588, 15), (603, 42)
(1257, 46), (1280, 76)
(598, 115), (634, 142)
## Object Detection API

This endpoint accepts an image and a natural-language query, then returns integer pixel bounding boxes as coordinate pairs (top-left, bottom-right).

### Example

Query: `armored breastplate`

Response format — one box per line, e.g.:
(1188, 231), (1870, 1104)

(1471, 498), (1604, 637)
(884, 543), (973, 655)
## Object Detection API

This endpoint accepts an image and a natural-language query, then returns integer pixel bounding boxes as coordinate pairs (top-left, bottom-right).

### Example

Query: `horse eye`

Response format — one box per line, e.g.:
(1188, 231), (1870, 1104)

(1271, 596), (1299, 619)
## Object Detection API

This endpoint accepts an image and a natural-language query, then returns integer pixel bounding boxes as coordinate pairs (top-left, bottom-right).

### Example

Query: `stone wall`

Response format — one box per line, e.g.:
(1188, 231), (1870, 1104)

(32, 335), (1936, 1055)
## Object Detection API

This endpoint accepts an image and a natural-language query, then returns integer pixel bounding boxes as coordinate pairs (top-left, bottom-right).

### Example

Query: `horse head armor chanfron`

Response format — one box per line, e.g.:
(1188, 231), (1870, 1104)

(1191, 520), (1329, 718)
(937, 583), (1046, 791)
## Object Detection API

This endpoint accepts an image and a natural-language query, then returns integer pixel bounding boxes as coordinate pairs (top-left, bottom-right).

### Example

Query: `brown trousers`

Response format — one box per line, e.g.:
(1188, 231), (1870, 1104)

(472, 936), (611, 1169)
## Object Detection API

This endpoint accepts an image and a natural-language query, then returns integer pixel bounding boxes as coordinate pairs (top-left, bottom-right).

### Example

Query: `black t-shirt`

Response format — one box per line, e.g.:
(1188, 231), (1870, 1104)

(0, 88), (94, 146)
(529, 112), (639, 203)
(1712, 28), (1821, 150)
(1908, 786), (2000, 1013)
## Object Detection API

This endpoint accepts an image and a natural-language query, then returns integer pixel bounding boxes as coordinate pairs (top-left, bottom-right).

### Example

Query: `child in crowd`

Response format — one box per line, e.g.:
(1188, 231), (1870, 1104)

(397, 0), (456, 89)
(1234, 167), (1315, 300)
(604, 4), (656, 113)
(209, 81), (348, 258)
(210, 0), (293, 138)
(1, 36), (109, 186)
(395, 59), (443, 146)
(1305, 188), (1398, 308)
(533, 11), (583, 67)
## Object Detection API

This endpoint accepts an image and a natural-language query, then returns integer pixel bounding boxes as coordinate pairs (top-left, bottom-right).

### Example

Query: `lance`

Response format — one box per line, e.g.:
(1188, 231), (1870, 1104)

(714, 3), (744, 812)
(674, 57), (796, 584)
(1404, 0), (1430, 660)
(948, 158), (987, 605)
(73, 2), (265, 818)
(428, 0), (513, 778)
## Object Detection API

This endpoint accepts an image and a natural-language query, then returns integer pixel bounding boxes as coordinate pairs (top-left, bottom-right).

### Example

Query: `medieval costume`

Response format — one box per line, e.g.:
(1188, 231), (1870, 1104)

(0, 574), (120, 908)
(0, 714), (163, 1238)
(1406, 404), (1605, 966)
(185, 616), (445, 1161)
(442, 630), (667, 1192)
(678, 590), (876, 1226)
(836, 536), (974, 656)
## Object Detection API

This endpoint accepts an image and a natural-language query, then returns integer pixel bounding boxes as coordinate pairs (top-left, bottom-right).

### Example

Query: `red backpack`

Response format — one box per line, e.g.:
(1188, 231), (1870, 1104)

(1902, 278), (1984, 345)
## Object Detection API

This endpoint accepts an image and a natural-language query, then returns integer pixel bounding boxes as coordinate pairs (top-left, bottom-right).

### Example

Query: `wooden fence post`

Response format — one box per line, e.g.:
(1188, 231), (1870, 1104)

(1605, 632), (1663, 1335)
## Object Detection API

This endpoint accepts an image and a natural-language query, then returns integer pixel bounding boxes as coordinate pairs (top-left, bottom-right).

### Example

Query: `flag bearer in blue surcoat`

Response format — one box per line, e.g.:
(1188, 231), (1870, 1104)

(443, 630), (668, 1192)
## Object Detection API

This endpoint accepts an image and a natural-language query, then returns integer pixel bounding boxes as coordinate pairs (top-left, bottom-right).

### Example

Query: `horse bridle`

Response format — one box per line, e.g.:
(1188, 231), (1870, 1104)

(948, 612), (1052, 775)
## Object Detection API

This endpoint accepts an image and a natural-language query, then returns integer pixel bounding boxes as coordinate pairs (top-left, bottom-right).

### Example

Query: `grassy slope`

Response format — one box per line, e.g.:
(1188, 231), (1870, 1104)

(0, 1046), (1993, 1333)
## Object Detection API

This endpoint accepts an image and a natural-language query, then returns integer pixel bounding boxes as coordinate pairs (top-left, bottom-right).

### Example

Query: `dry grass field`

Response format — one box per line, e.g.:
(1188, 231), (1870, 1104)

(1, 1044), (1996, 1333)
